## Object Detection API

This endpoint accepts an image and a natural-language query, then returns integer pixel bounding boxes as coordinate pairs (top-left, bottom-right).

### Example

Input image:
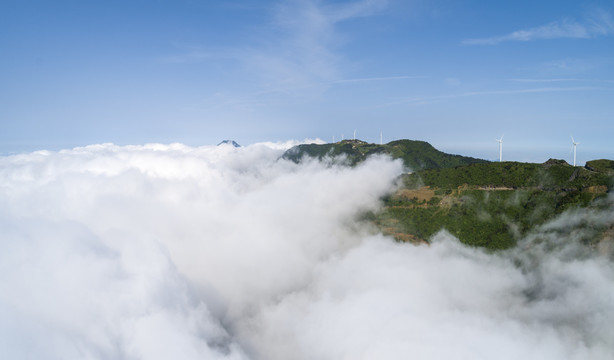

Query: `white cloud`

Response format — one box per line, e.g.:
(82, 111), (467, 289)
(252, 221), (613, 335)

(0, 142), (402, 358)
(463, 11), (614, 45)
(1, 142), (614, 359)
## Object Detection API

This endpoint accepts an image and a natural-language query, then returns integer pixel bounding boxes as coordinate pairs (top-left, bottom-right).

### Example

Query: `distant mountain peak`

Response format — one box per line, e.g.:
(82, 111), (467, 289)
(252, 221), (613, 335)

(217, 140), (241, 147)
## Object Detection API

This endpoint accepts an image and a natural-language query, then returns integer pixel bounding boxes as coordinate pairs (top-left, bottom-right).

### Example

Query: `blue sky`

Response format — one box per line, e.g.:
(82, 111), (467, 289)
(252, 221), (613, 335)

(1, 0), (613, 163)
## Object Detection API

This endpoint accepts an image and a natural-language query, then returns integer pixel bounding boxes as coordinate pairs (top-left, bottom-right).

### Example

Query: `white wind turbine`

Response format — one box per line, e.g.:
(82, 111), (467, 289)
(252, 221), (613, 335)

(353, 129), (357, 140)
(496, 135), (503, 162)
(571, 135), (580, 166)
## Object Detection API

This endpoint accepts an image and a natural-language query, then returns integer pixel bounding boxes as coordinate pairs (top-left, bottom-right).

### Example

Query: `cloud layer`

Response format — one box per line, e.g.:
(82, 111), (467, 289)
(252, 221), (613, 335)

(1, 142), (613, 359)
(463, 10), (614, 45)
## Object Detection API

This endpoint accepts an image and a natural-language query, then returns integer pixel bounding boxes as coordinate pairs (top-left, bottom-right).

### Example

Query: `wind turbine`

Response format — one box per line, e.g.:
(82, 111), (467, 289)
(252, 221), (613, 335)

(496, 135), (503, 162)
(571, 135), (579, 166)
(333, 135), (335, 143)
(353, 129), (357, 140)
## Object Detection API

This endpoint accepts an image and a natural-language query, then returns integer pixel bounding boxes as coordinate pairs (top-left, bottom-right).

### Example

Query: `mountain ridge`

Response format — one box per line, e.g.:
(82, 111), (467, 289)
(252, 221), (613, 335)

(218, 140), (241, 147)
(282, 139), (487, 170)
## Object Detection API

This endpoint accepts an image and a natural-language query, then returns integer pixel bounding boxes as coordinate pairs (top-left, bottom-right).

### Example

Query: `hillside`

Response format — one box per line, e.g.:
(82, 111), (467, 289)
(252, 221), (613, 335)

(283, 139), (613, 251)
(402, 159), (613, 190)
(285, 139), (613, 250)
(375, 159), (614, 250)
(282, 139), (487, 170)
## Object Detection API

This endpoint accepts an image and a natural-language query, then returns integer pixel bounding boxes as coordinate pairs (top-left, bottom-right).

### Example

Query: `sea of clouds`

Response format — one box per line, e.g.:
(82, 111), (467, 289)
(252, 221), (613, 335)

(1, 141), (613, 359)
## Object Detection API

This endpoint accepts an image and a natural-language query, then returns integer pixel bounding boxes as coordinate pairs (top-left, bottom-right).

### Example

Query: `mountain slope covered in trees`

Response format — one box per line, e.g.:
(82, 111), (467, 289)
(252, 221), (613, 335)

(376, 158), (614, 250)
(284, 138), (614, 251)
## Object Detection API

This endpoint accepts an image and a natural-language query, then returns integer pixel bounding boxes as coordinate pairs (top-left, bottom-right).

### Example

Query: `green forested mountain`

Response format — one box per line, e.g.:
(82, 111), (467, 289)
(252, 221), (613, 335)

(282, 139), (487, 170)
(376, 158), (614, 250)
(285, 139), (613, 251)
(403, 159), (613, 190)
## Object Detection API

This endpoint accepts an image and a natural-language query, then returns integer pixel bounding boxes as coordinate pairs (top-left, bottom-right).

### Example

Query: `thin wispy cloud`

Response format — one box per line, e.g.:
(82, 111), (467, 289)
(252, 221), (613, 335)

(508, 78), (614, 84)
(162, 0), (390, 104)
(461, 86), (601, 96)
(331, 75), (424, 84)
(196, 74), (418, 114)
(463, 10), (614, 45)
(380, 86), (602, 108)
(158, 48), (243, 64)
(254, 0), (388, 89)
(507, 78), (584, 83)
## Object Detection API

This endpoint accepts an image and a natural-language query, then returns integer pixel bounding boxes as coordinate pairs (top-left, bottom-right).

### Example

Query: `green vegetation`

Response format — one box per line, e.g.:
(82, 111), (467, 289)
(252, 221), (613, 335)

(586, 159), (614, 175)
(282, 139), (487, 170)
(376, 158), (612, 250)
(285, 139), (613, 251)
(402, 159), (612, 190)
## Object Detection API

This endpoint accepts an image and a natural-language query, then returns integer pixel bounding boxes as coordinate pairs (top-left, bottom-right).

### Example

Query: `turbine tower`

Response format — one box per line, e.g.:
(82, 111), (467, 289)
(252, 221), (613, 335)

(353, 129), (356, 140)
(571, 136), (579, 166)
(496, 135), (503, 162)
